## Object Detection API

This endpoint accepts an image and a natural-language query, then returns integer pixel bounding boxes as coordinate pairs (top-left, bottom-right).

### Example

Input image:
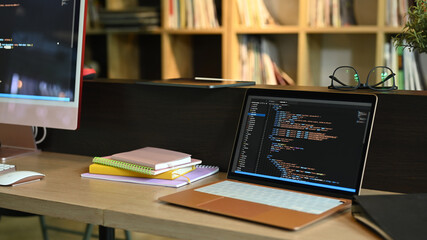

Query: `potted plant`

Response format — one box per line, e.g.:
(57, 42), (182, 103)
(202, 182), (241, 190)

(393, 0), (427, 53)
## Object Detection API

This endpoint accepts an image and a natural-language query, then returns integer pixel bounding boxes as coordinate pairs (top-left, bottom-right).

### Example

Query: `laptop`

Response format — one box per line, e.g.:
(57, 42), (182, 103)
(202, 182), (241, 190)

(159, 88), (377, 230)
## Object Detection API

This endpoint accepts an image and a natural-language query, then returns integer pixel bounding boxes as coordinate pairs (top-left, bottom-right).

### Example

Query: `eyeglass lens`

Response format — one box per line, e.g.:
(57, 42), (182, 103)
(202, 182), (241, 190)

(367, 67), (394, 89)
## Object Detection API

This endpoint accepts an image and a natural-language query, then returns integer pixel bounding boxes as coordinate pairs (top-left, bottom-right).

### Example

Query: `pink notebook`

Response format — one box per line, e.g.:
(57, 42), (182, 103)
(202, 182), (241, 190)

(81, 165), (219, 188)
(111, 147), (191, 170)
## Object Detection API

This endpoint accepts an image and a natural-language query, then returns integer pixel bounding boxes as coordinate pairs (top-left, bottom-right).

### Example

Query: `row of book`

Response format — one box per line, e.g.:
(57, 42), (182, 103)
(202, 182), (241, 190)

(308, 0), (357, 27)
(87, 0), (160, 30)
(384, 41), (426, 90)
(385, 0), (411, 27)
(239, 35), (295, 85)
(236, 0), (276, 27)
(81, 147), (219, 188)
(168, 0), (220, 29)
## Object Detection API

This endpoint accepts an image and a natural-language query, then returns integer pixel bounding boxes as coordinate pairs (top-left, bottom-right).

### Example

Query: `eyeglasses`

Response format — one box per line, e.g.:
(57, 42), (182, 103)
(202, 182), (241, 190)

(328, 66), (398, 91)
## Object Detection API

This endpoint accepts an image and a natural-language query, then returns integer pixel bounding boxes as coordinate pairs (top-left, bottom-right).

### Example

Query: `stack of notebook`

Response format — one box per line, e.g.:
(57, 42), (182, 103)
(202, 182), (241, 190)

(81, 147), (219, 187)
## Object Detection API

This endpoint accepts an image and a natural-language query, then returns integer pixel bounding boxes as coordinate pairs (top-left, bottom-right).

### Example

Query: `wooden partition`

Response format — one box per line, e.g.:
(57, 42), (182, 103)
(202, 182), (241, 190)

(39, 81), (427, 193)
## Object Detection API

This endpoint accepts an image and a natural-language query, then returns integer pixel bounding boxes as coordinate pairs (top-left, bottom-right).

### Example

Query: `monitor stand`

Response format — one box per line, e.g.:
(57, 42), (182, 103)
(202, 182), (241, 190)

(0, 123), (40, 162)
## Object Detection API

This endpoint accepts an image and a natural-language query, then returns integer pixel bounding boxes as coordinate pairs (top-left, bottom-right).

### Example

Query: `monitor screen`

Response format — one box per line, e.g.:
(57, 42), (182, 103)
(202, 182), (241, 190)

(0, 0), (86, 130)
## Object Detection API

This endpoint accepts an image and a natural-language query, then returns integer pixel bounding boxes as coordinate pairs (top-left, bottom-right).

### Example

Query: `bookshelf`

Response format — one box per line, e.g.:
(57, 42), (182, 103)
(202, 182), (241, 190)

(85, 0), (412, 86)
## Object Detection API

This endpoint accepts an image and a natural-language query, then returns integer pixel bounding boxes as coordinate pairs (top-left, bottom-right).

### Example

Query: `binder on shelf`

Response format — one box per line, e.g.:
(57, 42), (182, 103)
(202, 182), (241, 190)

(89, 163), (195, 180)
(81, 165), (219, 188)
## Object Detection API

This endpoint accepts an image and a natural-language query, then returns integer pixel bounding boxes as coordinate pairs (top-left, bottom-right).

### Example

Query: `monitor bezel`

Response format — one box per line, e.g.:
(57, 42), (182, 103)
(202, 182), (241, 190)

(0, 0), (87, 130)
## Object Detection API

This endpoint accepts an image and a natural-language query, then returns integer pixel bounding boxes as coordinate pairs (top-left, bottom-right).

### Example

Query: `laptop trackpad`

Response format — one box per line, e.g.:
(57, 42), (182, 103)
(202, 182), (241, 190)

(198, 197), (275, 218)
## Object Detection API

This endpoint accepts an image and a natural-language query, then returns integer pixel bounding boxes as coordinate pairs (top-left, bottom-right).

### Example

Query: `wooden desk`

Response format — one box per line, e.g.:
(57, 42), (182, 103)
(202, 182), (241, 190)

(0, 152), (381, 240)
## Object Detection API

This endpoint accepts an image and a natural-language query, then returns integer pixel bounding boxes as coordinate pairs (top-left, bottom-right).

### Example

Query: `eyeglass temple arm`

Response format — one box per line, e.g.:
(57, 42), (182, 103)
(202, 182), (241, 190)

(369, 73), (396, 87)
(329, 75), (350, 86)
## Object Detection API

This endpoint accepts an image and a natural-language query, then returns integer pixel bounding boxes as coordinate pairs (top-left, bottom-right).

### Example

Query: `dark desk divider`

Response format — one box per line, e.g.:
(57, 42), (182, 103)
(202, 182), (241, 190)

(40, 81), (427, 193)
(40, 80), (246, 172)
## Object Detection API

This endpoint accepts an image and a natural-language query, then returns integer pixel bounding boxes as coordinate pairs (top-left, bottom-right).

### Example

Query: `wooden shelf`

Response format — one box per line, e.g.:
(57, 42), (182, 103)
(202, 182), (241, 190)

(235, 26), (300, 34)
(305, 26), (381, 34)
(164, 28), (224, 35)
(84, 0), (411, 86)
(383, 26), (406, 33)
(86, 28), (162, 35)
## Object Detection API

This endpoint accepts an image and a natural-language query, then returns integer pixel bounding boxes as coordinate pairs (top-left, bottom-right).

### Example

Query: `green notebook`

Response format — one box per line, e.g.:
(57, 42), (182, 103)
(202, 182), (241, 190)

(92, 157), (202, 175)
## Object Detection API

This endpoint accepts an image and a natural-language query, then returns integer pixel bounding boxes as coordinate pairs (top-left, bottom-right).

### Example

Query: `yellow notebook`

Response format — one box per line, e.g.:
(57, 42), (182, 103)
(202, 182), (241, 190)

(89, 163), (195, 180)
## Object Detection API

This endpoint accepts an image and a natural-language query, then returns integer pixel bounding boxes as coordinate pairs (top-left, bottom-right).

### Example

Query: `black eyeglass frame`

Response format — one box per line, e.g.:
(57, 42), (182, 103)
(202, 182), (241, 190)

(328, 66), (398, 91)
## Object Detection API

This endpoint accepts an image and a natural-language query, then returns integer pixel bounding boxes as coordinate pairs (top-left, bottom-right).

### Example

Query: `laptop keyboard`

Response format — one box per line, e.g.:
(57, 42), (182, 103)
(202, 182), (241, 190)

(195, 180), (344, 214)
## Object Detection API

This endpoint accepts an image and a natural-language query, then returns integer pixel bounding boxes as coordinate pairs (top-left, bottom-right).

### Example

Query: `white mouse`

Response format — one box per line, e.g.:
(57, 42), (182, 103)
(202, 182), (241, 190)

(0, 171), (45, 186)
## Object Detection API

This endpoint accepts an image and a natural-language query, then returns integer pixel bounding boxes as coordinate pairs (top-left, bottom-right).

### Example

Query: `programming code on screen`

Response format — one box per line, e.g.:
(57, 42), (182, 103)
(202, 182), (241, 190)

(0, 0), (79, 101)
(233, 96), (372, 192)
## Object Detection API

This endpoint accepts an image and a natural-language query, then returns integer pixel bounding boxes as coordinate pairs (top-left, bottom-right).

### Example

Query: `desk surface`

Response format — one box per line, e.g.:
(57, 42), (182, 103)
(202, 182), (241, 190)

(0, 152), (381, 240)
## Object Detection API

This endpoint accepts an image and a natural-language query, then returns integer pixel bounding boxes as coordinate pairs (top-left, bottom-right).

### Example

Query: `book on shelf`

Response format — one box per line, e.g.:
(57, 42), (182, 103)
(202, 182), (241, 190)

(89, 163), (195, 180)
(238, 35), (295, 86)
(92, 157), (202, 175)
(111, 147), (191, 170)
(90, 5), (160, 30)
(273, 62), (295, 86)
(87, 0), (101, 29)
(385, 40), (425, 90)
(169, 0), (219, 29)
(81, 165), (219, 188)
(397, 45), (405, 89)
(339, 0), (357, 26)
(237, 0), (276, 27)
(308, 0), (358, 27)
(403, 46), (424, 91)
(331, 0), (341, 27)
(386, 0), (410, 27)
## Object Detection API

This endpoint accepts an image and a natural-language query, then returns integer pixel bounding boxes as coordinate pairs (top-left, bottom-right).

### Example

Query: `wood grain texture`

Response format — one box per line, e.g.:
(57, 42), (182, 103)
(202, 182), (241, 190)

(0, 153), (103, 224)
(0, 152), (385, 240)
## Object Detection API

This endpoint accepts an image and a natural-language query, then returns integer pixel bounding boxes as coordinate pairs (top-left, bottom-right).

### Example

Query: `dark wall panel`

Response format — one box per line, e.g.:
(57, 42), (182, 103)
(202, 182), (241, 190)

(40, 82), (427, 193)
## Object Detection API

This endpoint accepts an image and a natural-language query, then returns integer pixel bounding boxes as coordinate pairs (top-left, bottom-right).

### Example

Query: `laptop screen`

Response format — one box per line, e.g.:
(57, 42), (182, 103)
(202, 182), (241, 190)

(228, 88), (377, 198)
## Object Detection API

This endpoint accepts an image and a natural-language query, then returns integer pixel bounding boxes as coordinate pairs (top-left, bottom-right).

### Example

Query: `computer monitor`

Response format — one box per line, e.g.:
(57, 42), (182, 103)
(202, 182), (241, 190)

(0, 0), (87, 161)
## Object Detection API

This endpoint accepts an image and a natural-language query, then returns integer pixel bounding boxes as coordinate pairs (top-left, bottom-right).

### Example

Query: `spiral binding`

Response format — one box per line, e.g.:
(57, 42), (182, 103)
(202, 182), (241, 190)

(93, 157), (154, 175)
(196, 165), (218, 169)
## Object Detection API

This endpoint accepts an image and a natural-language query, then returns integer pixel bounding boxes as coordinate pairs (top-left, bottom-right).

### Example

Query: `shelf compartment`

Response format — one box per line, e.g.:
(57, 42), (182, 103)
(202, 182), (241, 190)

(162, 34), (222, 79)
(84, 35), (108, 78)
(307, 33), (377, 86)
(105, 33), (161, 80)
(235, 34), (298, 84)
